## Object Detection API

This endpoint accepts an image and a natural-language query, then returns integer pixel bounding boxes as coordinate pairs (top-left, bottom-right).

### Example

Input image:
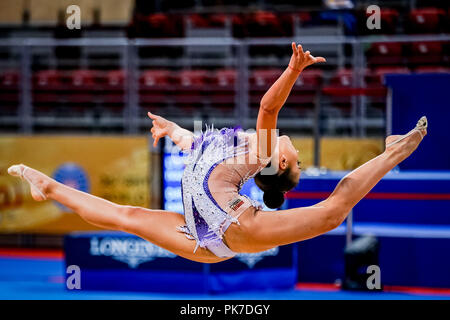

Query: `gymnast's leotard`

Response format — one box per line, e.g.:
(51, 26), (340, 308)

(177, 126), (271, 258)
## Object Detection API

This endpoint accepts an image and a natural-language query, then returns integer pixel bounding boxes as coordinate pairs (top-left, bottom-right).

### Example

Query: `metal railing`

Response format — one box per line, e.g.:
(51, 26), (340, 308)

(0, 34), (448, 141)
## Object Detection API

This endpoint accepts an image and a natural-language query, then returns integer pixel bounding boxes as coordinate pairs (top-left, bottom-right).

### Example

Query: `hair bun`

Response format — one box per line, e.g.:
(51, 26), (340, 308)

(263, 190), (285, 209)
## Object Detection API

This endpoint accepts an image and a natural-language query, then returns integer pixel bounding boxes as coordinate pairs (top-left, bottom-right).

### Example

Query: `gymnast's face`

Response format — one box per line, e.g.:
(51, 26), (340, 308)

(278, 135), (301, 183)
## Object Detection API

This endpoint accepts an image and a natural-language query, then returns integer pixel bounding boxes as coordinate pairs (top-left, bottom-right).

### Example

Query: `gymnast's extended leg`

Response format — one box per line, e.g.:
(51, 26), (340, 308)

(7, 165), (227, 263)
(229, 127), (427, 253)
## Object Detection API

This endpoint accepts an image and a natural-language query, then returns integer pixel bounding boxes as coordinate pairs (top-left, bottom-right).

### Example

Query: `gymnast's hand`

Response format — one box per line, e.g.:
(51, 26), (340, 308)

(148, 112), (194, 149)
(288, 42), (326, 73)
(148, 111), (174, 147)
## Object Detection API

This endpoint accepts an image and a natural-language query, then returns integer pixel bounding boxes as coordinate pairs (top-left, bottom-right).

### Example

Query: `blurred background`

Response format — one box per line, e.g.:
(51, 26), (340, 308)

(0, 0), (449, 299)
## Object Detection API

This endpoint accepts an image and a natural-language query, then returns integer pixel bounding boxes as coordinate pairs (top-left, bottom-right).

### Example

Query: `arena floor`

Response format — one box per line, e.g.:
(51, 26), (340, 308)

(1, 249), (449, 300)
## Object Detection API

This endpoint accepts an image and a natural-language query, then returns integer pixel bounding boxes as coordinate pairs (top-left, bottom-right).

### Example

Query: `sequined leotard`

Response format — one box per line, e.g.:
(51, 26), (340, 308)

(177, 126), (271, 258)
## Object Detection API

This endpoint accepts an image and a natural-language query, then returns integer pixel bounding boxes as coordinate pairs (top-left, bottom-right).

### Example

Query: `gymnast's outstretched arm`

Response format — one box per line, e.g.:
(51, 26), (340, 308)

(147, 112), (193, 150)
(256, 42), (325, 158)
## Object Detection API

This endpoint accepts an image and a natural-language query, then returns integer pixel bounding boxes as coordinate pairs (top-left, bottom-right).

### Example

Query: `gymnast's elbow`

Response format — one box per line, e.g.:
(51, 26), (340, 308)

(322, 205), (348, 232)
(259, 102), (280, 115)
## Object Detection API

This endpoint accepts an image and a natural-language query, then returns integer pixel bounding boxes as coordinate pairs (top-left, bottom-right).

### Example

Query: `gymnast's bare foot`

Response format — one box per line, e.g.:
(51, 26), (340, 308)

(385, 116), (427, 161)
(7, 164), (54, 201)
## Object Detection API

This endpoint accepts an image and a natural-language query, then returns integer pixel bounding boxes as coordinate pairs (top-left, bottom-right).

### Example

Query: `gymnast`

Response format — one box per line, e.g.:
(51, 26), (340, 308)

(8, 43), (427, 263)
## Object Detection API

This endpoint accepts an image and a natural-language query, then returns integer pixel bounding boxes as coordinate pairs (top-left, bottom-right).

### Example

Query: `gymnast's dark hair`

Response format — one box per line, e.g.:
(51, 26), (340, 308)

(254, 161), (298, 209)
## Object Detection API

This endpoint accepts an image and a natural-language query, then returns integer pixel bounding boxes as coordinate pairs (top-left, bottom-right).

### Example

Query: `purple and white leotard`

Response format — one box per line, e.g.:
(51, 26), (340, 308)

(177, 126), (271, 258)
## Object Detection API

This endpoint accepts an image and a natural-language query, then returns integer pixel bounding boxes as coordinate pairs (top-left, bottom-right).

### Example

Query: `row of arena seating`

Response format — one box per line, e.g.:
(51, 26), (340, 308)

(129, 7), (450, 37)
(0, 67), (447, 114)
(1, 66), (448, 91)
(367, 41), (448, 66)
(0, 66), (450, 86)
(10, 40), (446, 65)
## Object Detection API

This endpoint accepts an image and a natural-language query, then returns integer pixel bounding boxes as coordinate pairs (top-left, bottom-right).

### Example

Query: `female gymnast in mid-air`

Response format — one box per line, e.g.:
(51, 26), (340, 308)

(8, 43), (427, 263)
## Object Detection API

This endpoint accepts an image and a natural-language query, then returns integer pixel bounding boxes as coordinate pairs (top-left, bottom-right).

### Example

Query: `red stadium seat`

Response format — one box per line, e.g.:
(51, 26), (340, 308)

(379, 8), (399, 34)
(209, 69), (237, 108)
(407, 41), (444, 66)
(250, 11), (278, 25)
(408, 8), (446, 34)
(367, 42), (404, 66)
(32, 70), (62, 105)
(173, 69), (210, 105)
(69, 70), (98, 87)
(214, 69), (237, 87)
(33, 70), (62, 88)
(130, 13), (182, 38)
(448, 8), (450, 33)
(374, 66), (411, 76)
(105, 70), (126, 87)
(32, 70), (64, 108)
(31, 70), (71, 114)
(366, 67), (410, 86)
(249, 69), (283, 108)
(278, 13), (294, 37)
(231, 14), (245, 38)
(295, 69), (323, 87)
(250, 68), (282, 87)
(0, 70), (20, 110)
(0, 70), (20, 88)
(187, 14), (210, 28)
(329, 68), (355, 87)
(66, 70), (101, 105)
(323, 68), (357, 108)
(32, 70), (117, 116)
(412, 41), (443, 55)
(289, 69), (323, 105)
(187, 13), (229, 28)
(176, 69), (210, 87)
(103, 70), (127, 105)
(326, 68), (370, 90)
(244, 11), (284, 37)
(145, 13), (181, 38)
(209, 14), (230, 28)
(321, 68), (357, 117)
(139, 70), (172, 106)
(323, 68), (386, 112)
(140, 70), (171, 87)
(414, 66), (450, 73)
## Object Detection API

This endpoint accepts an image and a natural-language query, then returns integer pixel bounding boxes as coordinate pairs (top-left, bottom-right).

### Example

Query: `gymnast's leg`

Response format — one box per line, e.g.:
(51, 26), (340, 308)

(230, 127), (427, 253)
(7, 165), (226, 263)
